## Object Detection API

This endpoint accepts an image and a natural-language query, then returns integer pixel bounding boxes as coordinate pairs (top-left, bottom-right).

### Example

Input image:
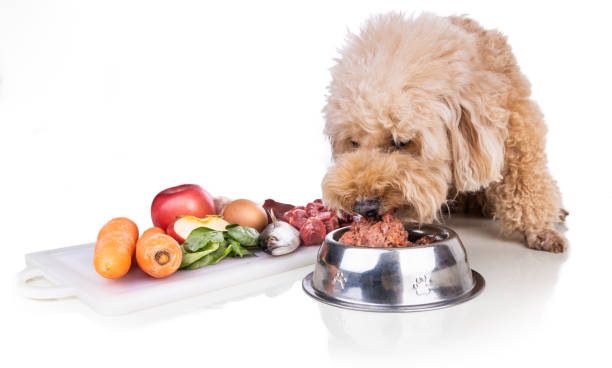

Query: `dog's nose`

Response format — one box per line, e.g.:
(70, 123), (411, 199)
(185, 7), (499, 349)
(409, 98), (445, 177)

(353, 198), (380, 218)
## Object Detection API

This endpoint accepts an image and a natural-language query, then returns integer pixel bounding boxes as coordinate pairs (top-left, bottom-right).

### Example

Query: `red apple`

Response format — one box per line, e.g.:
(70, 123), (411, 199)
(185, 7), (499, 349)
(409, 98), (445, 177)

(151, 184), (215, 230)
(166, 220), (182, 243)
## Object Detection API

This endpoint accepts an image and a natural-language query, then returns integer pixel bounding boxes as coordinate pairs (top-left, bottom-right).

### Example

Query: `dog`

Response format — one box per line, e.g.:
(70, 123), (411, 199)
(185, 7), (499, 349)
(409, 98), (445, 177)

(321, 13), (567, 252)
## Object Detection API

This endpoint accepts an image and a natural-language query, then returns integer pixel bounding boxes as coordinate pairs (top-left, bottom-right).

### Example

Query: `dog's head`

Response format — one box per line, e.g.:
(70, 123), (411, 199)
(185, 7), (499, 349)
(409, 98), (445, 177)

(321, 13), (508, 222)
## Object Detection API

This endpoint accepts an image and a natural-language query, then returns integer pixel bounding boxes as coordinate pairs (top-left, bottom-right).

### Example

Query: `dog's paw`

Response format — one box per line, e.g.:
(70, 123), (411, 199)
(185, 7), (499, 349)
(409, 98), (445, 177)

(525, 228), (567, 253)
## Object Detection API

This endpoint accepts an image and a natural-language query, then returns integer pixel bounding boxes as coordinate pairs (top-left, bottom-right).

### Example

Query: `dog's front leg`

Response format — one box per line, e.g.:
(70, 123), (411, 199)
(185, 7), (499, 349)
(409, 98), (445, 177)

(486, 100), (567, 252)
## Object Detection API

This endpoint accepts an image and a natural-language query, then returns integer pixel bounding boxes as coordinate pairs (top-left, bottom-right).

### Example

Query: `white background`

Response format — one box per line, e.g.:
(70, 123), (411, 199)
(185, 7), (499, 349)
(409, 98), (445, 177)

(1, 0), (611, 367)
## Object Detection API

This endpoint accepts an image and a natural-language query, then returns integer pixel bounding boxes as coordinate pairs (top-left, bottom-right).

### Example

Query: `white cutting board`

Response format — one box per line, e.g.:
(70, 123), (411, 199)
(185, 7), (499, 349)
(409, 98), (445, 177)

(17, 243), (319, 316)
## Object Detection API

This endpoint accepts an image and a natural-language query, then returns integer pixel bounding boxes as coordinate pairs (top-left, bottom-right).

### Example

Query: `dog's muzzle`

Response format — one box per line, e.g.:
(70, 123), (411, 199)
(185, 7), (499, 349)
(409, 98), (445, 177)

(353, 198), (380, 218)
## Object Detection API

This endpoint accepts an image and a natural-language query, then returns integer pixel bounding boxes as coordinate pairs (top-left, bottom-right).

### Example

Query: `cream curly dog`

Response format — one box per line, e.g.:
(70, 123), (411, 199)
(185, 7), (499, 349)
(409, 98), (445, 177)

(321, 13), (567, 252)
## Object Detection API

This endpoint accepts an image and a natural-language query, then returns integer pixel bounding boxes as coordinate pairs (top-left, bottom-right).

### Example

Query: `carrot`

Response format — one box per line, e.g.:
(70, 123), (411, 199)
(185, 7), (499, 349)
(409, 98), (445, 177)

(140, 226), (165, 240)
(136, 232), (182, 278)
(134, 227), (165, 264)
(94, 217), (139, 279)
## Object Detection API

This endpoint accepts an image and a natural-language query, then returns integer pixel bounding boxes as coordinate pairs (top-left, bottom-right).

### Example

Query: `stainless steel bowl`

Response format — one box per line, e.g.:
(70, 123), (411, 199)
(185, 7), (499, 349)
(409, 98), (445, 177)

(302, 224), (484, 312)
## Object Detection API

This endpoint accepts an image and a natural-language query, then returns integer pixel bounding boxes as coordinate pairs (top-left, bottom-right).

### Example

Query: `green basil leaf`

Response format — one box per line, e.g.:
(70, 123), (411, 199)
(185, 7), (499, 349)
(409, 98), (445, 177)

(183, 253), (215, 270)
(183, 227), (225, 253)
(179, 242), (220, 269)
(229, 240), (255, 258)
(210, 243), (234, 264)
(185, 241), (233, 270)
(226, 224), (260, 246)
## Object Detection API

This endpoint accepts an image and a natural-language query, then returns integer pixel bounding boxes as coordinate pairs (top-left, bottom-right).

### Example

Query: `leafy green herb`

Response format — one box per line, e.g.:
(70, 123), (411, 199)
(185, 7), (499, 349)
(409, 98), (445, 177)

(183, 253), (214, 270)
(184, 242), (234, 270)
(180, 242), (220, 269)
(182, 227), (225, 253)
(178, 224), (261, 270)
(228, 239), (255, 258)
(226, 224), (260, 246)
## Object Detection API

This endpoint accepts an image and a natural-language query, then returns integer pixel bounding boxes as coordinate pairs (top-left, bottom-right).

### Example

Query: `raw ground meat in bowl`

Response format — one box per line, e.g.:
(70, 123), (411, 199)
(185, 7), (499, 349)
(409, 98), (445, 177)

(338, 213), (446, 248)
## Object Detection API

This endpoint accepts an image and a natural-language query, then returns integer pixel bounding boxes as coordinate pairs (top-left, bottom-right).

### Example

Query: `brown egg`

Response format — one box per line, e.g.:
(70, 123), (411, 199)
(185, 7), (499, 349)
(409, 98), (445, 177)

(222, 199), (268, 231)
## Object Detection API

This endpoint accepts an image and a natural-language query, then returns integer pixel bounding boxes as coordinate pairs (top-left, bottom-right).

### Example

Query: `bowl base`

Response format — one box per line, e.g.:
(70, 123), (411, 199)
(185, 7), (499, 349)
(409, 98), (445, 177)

(302, 270), (485, 313)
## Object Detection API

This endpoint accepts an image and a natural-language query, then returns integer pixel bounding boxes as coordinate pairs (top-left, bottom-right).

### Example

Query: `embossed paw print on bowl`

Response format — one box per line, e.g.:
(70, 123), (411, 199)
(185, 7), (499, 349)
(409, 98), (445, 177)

(412, 275), (431, 296)
(302, 224), (485, 312)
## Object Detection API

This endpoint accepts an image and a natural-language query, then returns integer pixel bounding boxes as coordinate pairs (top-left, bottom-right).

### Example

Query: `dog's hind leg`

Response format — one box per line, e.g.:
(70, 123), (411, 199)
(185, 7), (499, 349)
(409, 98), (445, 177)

(485, 100), (567, 252)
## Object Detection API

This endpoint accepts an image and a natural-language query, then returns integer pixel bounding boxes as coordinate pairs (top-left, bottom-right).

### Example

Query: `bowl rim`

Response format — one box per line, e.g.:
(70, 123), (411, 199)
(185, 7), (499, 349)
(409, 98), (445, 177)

(325, 223), (460, 250)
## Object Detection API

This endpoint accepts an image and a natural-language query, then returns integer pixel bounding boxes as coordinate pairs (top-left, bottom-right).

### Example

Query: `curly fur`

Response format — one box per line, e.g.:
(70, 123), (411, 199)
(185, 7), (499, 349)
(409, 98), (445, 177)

(321, 13), (567, 252)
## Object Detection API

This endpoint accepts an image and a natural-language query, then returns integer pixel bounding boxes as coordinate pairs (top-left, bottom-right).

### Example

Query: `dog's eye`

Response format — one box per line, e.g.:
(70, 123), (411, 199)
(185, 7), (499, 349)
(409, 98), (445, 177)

(391, 139), (411, 149)
(350, 140), (360, 148)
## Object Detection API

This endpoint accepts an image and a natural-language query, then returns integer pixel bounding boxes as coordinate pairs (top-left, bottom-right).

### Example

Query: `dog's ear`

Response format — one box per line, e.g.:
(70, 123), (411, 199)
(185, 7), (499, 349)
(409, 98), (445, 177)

(443, 85), (508, 192)
(325, 134), (342, 160)
(324, 122), (349, 160)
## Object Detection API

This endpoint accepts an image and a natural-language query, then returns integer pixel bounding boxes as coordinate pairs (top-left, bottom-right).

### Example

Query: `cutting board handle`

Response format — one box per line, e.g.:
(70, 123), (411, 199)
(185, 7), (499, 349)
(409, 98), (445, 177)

(17, 267), (76, 300)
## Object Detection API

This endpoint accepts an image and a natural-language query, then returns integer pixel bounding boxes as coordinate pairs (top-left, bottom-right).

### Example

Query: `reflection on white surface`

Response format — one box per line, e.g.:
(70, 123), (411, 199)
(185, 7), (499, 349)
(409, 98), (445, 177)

(316, 216), (567, 357)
